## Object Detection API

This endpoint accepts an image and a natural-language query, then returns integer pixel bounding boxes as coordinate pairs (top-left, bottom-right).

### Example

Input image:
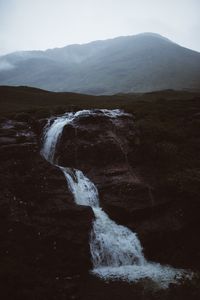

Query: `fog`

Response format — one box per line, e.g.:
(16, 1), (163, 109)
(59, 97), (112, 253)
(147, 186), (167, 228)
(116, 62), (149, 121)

(0, 0), (199, 55)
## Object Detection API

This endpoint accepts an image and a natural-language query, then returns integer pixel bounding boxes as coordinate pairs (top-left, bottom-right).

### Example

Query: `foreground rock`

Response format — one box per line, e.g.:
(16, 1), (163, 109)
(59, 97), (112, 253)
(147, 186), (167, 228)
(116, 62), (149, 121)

(0, 116), (93, 299)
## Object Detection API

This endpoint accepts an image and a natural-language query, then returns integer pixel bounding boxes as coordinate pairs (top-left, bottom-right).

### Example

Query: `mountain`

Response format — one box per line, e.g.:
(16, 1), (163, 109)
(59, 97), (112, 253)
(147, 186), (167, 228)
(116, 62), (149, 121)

(0, 33), (200, 95)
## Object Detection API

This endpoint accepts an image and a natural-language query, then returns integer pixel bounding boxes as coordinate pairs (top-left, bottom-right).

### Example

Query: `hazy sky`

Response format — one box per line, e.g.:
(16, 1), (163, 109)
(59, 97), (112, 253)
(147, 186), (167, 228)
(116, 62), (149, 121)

(0, 0), (200, 55)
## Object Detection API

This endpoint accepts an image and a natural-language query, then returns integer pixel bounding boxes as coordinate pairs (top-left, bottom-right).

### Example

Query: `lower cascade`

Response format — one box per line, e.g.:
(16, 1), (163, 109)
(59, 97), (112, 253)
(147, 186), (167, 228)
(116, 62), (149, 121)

(41, 109), (191, 288)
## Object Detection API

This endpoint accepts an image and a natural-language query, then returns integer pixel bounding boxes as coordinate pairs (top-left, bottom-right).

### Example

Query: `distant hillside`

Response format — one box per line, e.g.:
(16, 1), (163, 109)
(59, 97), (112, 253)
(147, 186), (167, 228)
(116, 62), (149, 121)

(0, 33), (200, 95)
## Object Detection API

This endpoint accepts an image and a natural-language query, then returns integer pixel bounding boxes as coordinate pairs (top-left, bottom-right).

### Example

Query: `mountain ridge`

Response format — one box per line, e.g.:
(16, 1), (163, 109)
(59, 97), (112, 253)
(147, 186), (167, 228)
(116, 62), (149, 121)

(0, 33), (200, 94)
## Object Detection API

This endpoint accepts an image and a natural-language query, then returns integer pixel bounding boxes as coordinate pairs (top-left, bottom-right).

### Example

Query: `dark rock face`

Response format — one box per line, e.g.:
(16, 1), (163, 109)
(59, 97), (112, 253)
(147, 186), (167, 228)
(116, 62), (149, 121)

(58, 112), (135, 168)
(0, 116), (93, 299)
(55, 110), (200, 270)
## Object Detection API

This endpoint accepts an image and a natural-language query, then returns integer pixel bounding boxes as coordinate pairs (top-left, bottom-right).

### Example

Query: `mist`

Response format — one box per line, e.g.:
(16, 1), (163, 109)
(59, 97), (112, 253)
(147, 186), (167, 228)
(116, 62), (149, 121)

(0, 0), (200, 55)
(0, 59), (14, 71)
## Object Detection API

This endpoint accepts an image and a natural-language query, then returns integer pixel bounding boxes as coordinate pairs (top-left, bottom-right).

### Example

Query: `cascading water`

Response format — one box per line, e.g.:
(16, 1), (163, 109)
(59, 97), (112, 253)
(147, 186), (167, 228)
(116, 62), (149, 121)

(41, 109), (191, 288)
(61, 168), (145, 268)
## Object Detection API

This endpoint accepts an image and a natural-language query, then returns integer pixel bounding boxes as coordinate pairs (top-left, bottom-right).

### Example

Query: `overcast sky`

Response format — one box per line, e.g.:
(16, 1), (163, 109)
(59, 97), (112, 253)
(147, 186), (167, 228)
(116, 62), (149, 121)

(0, 0), (200, 55)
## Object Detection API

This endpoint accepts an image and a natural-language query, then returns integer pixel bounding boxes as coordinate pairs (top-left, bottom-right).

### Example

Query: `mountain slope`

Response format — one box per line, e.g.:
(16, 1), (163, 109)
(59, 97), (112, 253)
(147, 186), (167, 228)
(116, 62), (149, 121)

(0, 33), (200, 94)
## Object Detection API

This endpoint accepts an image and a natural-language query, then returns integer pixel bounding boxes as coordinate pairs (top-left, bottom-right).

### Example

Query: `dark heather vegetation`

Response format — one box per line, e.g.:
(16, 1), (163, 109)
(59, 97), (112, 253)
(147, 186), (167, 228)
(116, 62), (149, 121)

(0, 86), (200, 300)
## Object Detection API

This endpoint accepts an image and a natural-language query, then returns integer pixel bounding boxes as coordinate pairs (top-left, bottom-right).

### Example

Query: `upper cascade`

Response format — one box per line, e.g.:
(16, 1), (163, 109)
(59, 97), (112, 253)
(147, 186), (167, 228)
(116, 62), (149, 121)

(41, 109), (131, 163)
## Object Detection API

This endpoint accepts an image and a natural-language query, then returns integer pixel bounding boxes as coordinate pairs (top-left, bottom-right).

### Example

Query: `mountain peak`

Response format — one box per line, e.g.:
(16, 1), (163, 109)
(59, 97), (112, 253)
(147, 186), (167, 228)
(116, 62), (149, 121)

(135, 32), (173, 42)
(0, 33), (199, 94)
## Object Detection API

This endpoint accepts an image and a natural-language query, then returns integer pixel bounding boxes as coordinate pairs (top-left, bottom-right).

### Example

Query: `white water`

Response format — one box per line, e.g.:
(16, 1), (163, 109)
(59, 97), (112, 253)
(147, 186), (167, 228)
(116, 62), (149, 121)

(41, 109), (129, 163)
(41, 109), (191, 288)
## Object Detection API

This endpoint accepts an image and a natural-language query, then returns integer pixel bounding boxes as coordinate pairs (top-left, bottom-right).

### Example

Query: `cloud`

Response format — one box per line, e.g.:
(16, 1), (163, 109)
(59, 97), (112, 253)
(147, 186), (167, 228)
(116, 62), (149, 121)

(0, 0), (199, 54)
(0, 59), (15, 71)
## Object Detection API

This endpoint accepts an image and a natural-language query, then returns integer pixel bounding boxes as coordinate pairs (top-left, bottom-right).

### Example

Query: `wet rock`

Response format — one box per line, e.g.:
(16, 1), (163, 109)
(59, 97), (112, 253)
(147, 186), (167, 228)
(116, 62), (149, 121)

(56, 112), (150, 212)
(54, 110), (200, 270)
(0, 115), (94, 300)
(0, 137), (17, 145)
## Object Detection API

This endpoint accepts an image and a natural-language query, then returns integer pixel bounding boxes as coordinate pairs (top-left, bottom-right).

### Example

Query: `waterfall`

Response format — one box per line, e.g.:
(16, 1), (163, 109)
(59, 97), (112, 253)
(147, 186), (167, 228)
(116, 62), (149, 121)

(60, 168), (145, 268)
(41, 109), (190, 288)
